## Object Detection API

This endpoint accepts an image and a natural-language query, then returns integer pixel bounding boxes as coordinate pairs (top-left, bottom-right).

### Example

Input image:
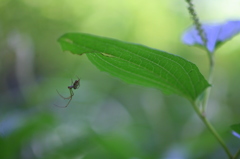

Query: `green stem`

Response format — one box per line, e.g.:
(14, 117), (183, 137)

(191, 101), (233, 158)
(233, 149), (240, 159)
(201, 50), (214, 114)
(185, 0), (213, 114)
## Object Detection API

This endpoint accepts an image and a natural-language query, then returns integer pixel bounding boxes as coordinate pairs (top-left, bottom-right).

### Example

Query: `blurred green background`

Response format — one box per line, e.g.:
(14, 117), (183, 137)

(1, 0), (240, 159)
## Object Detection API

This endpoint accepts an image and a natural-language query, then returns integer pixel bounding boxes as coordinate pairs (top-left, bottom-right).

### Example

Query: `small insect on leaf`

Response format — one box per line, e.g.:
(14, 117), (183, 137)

(54, 77), (80, 108)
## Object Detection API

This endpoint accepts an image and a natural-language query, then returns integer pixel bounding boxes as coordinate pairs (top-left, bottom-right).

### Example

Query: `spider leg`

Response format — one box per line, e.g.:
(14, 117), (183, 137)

(54, 77), (78, 108)
(56, 89), (72, 99)
(69, 88), (74, 97)
(54, 89), (74, 108)
(54, 97), (72, 108)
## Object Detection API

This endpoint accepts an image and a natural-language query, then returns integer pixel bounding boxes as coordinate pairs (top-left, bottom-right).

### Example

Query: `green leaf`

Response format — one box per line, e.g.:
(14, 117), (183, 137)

(58, 33), (210, 102)
(231, 123), (240, 135)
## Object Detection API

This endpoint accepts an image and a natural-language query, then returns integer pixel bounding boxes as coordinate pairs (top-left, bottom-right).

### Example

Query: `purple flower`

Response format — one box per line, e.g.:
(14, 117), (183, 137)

(182, 20), (240, 53)
(232, 131), (240, 139)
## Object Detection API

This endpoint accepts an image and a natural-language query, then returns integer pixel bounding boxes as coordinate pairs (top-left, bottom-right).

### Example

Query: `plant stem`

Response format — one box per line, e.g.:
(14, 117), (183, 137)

(185, 0), (213, 114)
(191, 101), (233, 158)
(201, 50), (214, 114)
(185, 1), (234, 158)
(233, 149), (240, 159)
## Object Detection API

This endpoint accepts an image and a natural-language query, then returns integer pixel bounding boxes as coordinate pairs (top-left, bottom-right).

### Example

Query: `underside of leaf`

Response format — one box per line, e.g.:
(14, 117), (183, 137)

(58, 33), (210, 102)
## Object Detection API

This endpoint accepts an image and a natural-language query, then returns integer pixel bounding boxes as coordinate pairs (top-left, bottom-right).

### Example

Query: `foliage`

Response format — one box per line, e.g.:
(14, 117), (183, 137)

(58, 33), (210, 102)
(1, 0), (240, 159)
(57, 4), (240, 159)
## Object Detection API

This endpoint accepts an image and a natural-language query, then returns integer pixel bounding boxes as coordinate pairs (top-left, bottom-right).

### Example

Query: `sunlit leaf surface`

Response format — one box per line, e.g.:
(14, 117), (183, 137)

(58, 33), (210, 102)
(182, 20), (240, 52)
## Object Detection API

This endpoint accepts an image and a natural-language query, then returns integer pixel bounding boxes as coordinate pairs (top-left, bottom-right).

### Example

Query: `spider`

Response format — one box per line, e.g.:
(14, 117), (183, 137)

(54, 77), (80, 108)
